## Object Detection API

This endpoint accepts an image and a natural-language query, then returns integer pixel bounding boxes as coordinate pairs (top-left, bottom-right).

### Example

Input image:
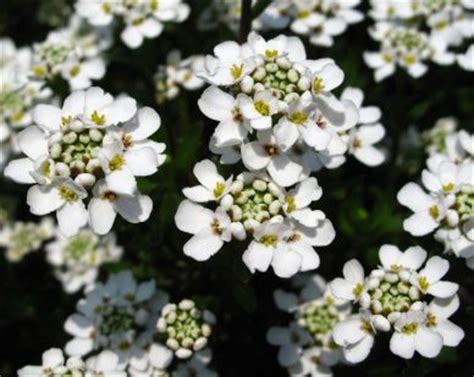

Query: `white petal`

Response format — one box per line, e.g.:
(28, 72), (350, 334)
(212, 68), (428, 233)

(198, 86), (235, 121)
(242, 241), (273, 273)
(273, 290), (298, 312)
(415, 327), (443, 358)
(27, 185), (63, 215)
(174, 200), (214, 234)
(379, 244), (403, 270)
(193, 159), (221, 189)
(390, 333), (415, 359)
(16, 127), (48, 160)
(127, 107), (161, 140)
(397, 183), (434, 212)
(42, 348), (64, 369)
(62, 90), (86, 117)
(271, 246), (302, 278)
(115, 194), (153, 223)
(183, 229), (223, 261)
(149, 343), (173, 369)
(88, 198), (117, 235)
(105, 169), (137, 196)
(4, 158), (36, 184)
(125, 147), (158, 176)
(333, 318), (366, 345)
(343, 259), (364, 283)
(330, 278), (355, 300)
(403, 212), (439, 236)
(65, 337), (94, 357)
(435, 320), (464, 347)
(33, 105), (61, 131)
(267, 154), (303, 187)
(266, 327), (290, 346)
(420, 256), (449, 283)
(278, 344), (299, 367)
(353, 146), (385, 166)
(182, 185), (214, 202)
(241, 142), (270, 170)
(343, 334), (374, 363)
(103, 97), (137, 125)
(57, 201), (88, 237)
(399, 246), (428, 270)
(64, 314), (94, 337)
(428, 281), (458, 298)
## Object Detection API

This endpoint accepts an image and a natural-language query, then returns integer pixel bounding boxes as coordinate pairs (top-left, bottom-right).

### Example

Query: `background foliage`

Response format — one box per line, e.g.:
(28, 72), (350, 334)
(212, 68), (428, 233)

(0, 1), (473, 376)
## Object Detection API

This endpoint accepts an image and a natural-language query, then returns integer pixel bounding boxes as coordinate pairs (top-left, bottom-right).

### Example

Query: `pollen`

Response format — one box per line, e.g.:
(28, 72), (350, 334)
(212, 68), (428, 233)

(402, 54), (416, 65)
(288, 111), (308, 124)
(109, 154), (125, 171)
(401, 322), (418, 334)
(254, 100), (270, 116)
(442, 182), (454, 192)
(61, 116), (72, 126)
(230, 64), (244, 80)
(265, 49), (278, 59)
(59, 185), (79, 202)
(69, 65), (80, 77)
(426, 312), (437, 328)
(353, 282), (364, 299)
(418, 276), (429, 292)
(429, 205), (439, 220)
(213, 182), (225, 198)
(285, 195), (296, 213)
(91, 111), (106, 126)
(259, 234), (278, 247)
(312, 77), (325, 94)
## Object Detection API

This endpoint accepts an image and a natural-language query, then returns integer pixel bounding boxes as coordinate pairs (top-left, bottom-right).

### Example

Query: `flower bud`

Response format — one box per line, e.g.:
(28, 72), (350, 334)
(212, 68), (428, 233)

(231, 222), (246, 240)
(398, 270), (411, 282)
(268, 182), (281, 197)
(265, 63), (278, 73)
(193, 337), (207, 351)
(384, 272), (399, 283)
(446, 210), (459, 227)
(70, 120), (85, 133)
(269, 200), (281, 215)
(55, 162), (71, 177)
(240, 76), (254, 93)
(230, 205), (243, 222)
(409, 286), (420, 301)
(373, 315), (391, 332)
(50, 143), (62, 159)
(178, 299), (195, 311)
(220, 194), (233, 211)
(276, 57), (291, 69)
(176, 348), (192, 359)
(284, 93), (299, 103)
(63, 131), (77, 144)
(166, 338), (180, 351)
(371, 300), (383, 314)
(297, 77), (311, 91)
(252, 179), (267, 192)
(367, 277), (380, 289)
(89, 129), (103, 142)
(75, 173), (96, 189)
(287, 69), (299, 83)
(359, 292), (371, 308)
(230, 180), (244, 194)
(252, 67), (266, 81)
(244, 219), (260, 231)
(387, 312), (401, 324)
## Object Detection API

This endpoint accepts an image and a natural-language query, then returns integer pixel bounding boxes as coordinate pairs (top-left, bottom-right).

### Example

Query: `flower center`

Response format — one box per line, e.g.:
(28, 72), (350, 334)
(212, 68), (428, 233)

(64, 232), (98, 261)
(100, 307), (135, 336)
(401, 322), (419, 334)
(298, 300), (340, 346)
(455, 186), (474, 222)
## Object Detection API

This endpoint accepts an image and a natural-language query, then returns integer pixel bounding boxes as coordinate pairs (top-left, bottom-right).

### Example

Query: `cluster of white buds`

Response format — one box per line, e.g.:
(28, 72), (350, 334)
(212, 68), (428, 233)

(0, 217), (54, 262)
(267, 275), (352, 375)
(398, 118), (473, 269)
(31, 16), (110, 90)
(175, 159), (335, 278)
(197, 32), (386, 190)
(154, 50), (205, 104)
(75, 0), (190, 49)
(365, 0), (474, 81)
(156, 299), (215, 359)
(330, 245), (464, 362)
(5, 86), (166, 237)
(45, 229), (123, 293)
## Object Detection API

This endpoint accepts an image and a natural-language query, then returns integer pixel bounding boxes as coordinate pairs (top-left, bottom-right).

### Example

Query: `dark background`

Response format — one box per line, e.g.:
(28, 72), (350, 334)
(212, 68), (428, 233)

(1, 1), (473, 376)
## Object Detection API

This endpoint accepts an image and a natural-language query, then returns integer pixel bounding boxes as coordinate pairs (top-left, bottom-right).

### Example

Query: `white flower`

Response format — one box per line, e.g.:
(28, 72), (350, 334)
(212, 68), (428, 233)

(122, 12), (164, 49)
(378, 244), (427, 272)
(45, 229), (123, 293)
(390, 309), (443, 359)
(0, 217), (54, 262)
(410, 256), (459, 298)
(330, 259), (366, 302)
(243, 221), (303, 278)
(182, 159), (233, 203)
(397, 182), (446, 236)
(332, 310), (378, 363)
(425, 295), (465, 348)
(4, 87), (164, 236)
(241, 130), (304, 187)
(239, 90), (280, 131)
(173, 350), (218, 377)
(64, 270), (168, 369)
(175, 200), (231, 261)
(288, 346), (333, 377)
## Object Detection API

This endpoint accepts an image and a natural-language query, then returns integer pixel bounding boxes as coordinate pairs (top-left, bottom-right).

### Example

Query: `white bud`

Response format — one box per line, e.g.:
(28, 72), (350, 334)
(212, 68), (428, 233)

(255, 211), (270, 223)
(359, 292), (371, 308)
(74, 173), (96, 189)
(181, 337), (194, 348)
(178, 299), (195, 311)
(252, 179), (267, 191)
(269, 200), (281, 215)
(276, 57), (291, 69)
(50, 143), (62, 159)
(220, 194), (233, 210)
(240, 76), (254, 93)
(201, 323), (212, 337)
(263, 193), (273, 204)
(55, 162), (70, 177)
(268, 182), (281, 197)
(231, 222), (246, 240)
(384, 272), (399, 283)
(367, 277), (380, 289)
(193, 337), (208, 351)
(398, 270), (411, 282)
(86, 159), (101, 174)
(230, 180), (244, 194)
(373, 315), (391, 332)
(371, 288), (382, 300)
(157, 318), (167, 332)
(371, 300), (383, 314)
(252, 67), (266, 81)
(287, 69), (299, 83)
(284, 93), (299, 103)
(446, 210), (459, 227)
(297, 76), (311, 91)
(166, 311), (177, 324)
(63, 131), (77, 144)
(409, 286), (420, 301)
(162, 303), (177, 316)
(70, 120), (85, 133)
(176, 348), (193, 359)
(231, 205), (243, 222)
(370, 269), (385, 278)
(244, 219), (260, 231)
(70, 160), (85, 172)
(166, 338), (180, 351)
(269, 215), (284, 223)
(89, 129), (103, 142)
(410, 301), (424, 311)
(265, 63), (278, 73)
(387, 312), (401, 324)
(254, 83), (265, 92)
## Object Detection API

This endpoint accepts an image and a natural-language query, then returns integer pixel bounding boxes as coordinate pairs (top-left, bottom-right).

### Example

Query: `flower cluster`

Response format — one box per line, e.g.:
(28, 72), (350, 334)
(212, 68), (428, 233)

(398, 119), (473, 268)
(198, 0), (364, 48)
(156, 299), (216, 359)
(18, 348), (125, 377)
(175, 160), (335, 278)
(154, 50), (205, 104)
(330, 245), (464, 361)
(0, 217), (54, 262)
(45, 229), (123, 293)
(75, 0), (190, 49)
(0, 38), (53, 170)
(64, 270), (216, 375)
(267, 274), (351, 376)
(365, 0), (474, 81)
(31, 16), (110, 90)
(5, 87), (166, 237)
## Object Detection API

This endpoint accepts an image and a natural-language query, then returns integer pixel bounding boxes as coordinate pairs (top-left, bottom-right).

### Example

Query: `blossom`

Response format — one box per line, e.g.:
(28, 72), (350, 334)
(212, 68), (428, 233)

(155, 50), (205, 103)
(45, 228), (123, 293)
(457, 44), (474, 71)
(176, 164), (334, 278)
(156, 299), (216, 359)
(76, 0), (190, 49)
(0, 217), (54, 262)
(330, 245), (464, 362)
(4, 87), (165, 237)
(268, 274), (351, 374)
